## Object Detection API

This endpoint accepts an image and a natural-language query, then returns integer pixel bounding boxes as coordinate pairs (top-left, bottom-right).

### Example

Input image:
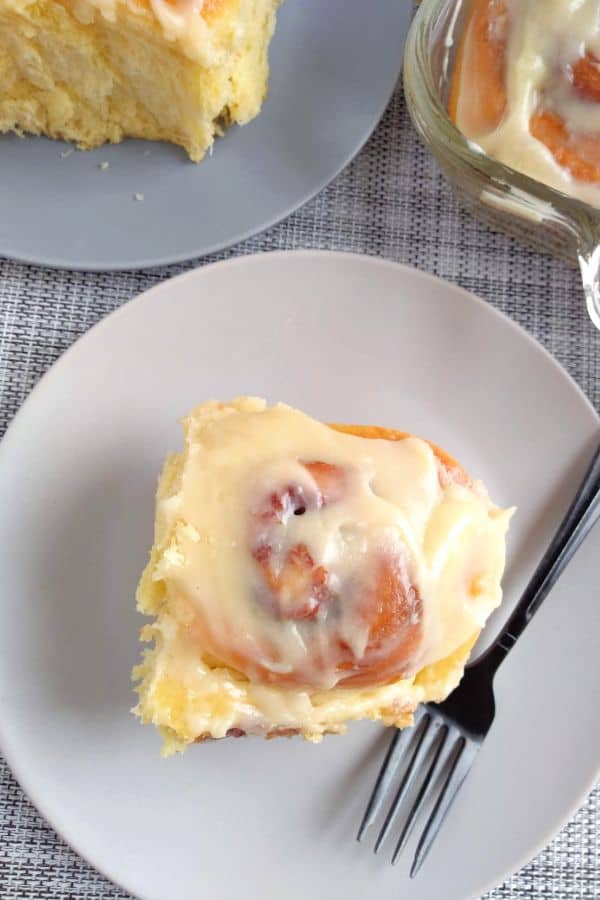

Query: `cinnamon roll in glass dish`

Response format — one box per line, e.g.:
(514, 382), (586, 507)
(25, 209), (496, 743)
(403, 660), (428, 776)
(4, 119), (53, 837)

(133, 398), (513, 754)
(404, 0), (600, 328)
(450, 0), (600, 208)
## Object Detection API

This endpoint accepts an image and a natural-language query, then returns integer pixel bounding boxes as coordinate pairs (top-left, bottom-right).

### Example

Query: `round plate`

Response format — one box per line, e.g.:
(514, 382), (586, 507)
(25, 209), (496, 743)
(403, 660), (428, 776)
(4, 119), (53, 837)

(0, 252), (598, 900)
(0, 2), (410, 271)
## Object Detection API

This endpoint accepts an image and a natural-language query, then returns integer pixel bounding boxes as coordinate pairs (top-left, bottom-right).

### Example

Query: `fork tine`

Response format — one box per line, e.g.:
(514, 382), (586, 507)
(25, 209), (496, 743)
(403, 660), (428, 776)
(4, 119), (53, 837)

(409, 736), (476, 878)
(373, 711), (433, 854)
(391, 723), (449, 865)
(357, 706), (426, 842)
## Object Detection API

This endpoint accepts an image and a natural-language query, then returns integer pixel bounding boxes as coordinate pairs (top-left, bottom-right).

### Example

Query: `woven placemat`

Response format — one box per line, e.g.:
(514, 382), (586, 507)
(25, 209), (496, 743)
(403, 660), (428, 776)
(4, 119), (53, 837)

(0, 83), (598, 900)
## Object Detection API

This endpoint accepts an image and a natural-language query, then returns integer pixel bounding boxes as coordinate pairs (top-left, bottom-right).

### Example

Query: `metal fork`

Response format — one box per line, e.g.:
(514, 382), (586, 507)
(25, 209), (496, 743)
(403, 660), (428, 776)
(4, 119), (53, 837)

(357, 440), (600, 877)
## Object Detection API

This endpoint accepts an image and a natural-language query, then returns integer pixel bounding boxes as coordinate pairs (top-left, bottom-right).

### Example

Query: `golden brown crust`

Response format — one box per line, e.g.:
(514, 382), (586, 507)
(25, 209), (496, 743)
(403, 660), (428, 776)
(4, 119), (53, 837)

(328, 423), (466, 478)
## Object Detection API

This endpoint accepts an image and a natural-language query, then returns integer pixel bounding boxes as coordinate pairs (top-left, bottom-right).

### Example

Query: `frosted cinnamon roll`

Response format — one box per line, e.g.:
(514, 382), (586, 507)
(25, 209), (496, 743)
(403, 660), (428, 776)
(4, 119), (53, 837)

(133, 398), (513, 754)
(450, 0), (600, 207)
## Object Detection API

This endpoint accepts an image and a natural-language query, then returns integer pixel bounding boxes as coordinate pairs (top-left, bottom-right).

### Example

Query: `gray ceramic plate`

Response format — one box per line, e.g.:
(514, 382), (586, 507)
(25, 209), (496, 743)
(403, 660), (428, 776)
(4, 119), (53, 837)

(0, 253), (598, 900)
(0, 1), (411, 271)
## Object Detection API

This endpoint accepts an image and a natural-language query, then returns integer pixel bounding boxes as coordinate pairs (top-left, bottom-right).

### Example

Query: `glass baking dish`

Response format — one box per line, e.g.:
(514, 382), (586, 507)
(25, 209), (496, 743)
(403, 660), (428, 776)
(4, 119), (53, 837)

(404, 0), (600, 329)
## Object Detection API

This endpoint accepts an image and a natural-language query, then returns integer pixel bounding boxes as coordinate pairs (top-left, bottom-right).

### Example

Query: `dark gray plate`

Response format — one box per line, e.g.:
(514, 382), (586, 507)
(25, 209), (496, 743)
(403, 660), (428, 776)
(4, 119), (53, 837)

(0, 1), (411, 270)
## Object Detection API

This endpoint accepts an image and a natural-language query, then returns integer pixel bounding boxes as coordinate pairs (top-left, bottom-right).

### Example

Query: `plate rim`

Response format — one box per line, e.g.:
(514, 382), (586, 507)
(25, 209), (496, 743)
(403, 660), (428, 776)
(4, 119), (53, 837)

(0, 250), (598, 900)
(1, 250), (597, 427)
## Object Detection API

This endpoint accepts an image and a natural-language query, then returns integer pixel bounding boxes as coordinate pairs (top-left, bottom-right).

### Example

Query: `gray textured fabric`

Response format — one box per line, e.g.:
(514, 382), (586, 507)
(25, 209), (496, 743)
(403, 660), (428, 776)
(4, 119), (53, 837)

(0, 84), (598, 900)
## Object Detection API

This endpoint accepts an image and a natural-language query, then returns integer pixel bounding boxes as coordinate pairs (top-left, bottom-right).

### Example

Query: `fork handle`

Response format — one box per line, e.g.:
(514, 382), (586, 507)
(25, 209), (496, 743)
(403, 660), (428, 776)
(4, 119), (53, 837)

(489, 439), (600, 668)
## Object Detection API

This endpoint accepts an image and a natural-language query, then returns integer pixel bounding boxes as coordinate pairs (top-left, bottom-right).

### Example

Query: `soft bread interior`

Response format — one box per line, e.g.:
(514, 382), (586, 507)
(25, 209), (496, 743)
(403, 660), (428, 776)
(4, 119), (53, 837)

(0, 0), (280, 161)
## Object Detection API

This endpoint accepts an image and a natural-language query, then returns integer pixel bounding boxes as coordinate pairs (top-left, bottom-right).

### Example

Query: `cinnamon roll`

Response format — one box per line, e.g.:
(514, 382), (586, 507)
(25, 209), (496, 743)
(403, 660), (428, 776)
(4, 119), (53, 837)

(133, 398), (513, 754)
